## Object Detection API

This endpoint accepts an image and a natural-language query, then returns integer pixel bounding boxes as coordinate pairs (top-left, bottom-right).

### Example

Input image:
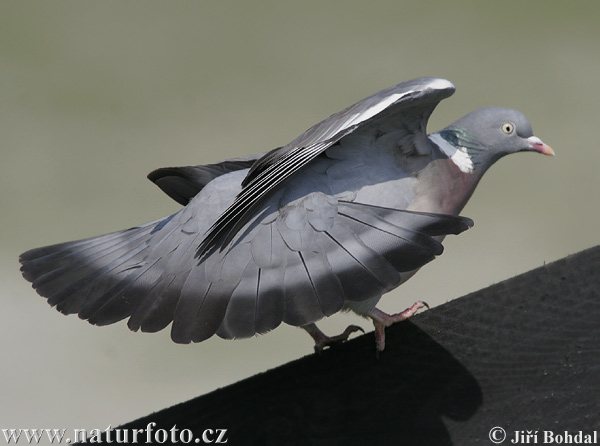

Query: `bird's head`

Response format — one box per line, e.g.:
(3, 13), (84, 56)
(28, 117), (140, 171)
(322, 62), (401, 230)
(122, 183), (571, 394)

(435, 107), (554, 174)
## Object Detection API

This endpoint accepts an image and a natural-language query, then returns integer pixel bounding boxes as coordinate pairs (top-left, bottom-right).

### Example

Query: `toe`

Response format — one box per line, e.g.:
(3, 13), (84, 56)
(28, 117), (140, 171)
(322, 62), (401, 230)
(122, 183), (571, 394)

(311, 324), (365, 353)
(343, 324), (365, 336)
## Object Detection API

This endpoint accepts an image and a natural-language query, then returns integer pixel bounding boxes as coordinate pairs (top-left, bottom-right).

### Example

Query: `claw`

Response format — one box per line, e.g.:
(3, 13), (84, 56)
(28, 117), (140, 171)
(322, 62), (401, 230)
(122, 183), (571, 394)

(303, 323), (364, 354)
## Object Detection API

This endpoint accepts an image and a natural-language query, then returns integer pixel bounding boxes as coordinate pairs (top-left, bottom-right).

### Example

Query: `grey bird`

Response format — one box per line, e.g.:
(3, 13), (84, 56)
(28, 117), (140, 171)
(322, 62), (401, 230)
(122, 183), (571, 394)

(19, 77), (554, 352)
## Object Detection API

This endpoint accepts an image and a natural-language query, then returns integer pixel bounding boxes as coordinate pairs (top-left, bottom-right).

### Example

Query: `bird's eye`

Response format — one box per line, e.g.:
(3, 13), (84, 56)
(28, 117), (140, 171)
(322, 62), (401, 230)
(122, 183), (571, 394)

(501, 122), (515, 134)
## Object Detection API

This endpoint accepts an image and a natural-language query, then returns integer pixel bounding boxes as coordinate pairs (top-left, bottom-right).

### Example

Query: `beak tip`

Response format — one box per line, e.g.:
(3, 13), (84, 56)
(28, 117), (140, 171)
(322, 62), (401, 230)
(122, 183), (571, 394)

(543, 145), (556, 157)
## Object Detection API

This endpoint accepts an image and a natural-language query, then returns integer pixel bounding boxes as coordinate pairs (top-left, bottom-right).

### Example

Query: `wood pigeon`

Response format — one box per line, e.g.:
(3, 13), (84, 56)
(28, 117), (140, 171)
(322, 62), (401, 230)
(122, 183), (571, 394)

(19, 77), (554, 352)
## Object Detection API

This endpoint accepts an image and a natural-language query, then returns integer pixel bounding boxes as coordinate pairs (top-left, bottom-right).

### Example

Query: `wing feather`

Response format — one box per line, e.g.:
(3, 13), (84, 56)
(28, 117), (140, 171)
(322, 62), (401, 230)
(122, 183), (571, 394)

(199, 77), (455, 253)
(281, 251), (326, 326)
(148, 157), (259, 205)
(254, 266), (285, 334)
(216, 262), (261, 339)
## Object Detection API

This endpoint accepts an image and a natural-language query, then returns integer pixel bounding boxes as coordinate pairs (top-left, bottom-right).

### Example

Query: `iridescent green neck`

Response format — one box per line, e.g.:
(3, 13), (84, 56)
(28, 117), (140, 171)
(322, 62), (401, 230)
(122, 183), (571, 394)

(438, 126), (483, 151)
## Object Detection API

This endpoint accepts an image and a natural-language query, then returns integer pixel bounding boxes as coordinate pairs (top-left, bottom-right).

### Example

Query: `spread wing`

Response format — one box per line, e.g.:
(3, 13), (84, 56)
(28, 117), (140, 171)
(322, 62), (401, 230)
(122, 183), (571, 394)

(19, 192), (472, 343)
(199, 77), (455, 253)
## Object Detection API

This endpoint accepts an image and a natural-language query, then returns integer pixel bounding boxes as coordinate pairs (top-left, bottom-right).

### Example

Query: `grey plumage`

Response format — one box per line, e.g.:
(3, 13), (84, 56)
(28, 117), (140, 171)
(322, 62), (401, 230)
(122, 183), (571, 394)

(19, 77), (553, 348)
(148, 156), (259, 206)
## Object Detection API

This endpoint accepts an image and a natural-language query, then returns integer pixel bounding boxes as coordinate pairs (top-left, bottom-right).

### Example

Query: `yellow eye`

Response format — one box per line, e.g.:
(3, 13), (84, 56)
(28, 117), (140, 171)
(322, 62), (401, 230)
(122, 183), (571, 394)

(502, 122), (515, 134)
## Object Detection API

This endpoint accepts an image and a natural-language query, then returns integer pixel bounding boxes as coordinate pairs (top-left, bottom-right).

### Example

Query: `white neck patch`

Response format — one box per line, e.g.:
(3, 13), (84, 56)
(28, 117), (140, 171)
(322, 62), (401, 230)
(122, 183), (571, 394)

(430, 133), (475, 174)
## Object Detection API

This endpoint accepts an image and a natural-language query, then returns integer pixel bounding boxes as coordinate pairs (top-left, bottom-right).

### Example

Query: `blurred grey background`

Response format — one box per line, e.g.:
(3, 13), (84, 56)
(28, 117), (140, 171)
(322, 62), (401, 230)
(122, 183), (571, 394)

(2, 0), (598, 437)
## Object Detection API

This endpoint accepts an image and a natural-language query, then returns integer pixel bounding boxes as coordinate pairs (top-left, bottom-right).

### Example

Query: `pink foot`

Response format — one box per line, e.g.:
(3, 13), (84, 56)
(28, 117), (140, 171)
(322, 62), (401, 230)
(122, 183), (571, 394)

(369, 301), (429, 352)
(303, 323), (365, 354)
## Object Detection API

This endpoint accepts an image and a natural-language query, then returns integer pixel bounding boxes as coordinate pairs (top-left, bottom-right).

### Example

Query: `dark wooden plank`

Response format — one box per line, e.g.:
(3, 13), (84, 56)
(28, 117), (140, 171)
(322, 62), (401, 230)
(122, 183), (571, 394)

(98, 246), (600, 445)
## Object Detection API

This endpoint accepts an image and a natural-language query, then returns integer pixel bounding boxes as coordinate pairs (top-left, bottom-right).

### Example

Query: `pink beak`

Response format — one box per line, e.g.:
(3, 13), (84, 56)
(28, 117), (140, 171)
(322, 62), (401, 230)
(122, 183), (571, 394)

(526, 136), (555, 157)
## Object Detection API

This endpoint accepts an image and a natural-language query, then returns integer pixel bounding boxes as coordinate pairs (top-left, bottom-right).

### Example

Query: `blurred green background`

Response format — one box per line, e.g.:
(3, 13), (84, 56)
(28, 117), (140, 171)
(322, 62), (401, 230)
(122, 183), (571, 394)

(2, 0), (598, 436)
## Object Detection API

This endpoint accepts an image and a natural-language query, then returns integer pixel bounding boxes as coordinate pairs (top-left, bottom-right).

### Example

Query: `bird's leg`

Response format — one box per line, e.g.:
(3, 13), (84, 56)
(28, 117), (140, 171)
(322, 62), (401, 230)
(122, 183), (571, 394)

(369, 301), (429, 352)
(303, 323), (364, 354)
